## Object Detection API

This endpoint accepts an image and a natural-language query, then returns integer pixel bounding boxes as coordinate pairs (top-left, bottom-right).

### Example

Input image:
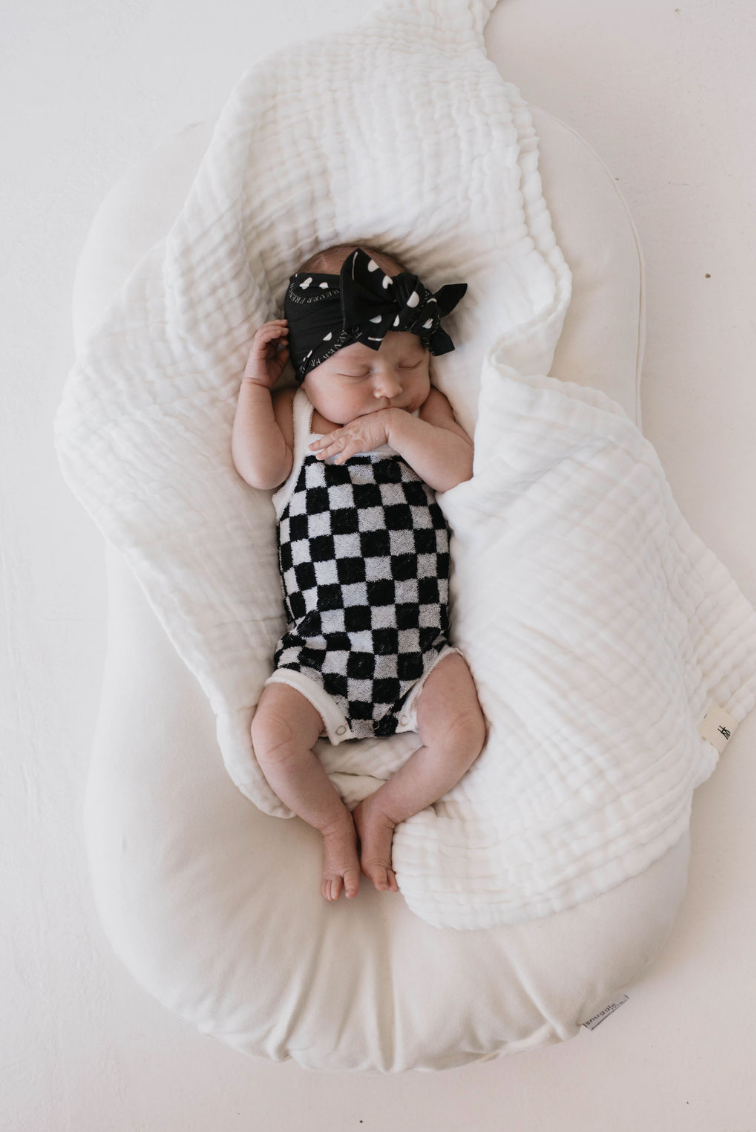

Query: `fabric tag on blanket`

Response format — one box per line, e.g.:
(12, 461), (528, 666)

(582, 995), (630, 1031)
(698, 705), (738, 754)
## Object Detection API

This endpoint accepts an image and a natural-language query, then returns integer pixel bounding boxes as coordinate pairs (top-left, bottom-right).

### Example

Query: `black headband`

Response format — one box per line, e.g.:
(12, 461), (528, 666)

(283, 247), (468, 383)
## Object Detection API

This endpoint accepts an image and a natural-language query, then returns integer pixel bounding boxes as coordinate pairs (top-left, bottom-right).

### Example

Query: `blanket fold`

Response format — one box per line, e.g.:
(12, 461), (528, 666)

(406, 355), (756, 926)
(55, 0), (756, 930)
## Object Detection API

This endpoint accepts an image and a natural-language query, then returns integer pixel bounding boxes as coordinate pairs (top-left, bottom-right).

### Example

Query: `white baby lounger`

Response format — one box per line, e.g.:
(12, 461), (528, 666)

(59, 0), (756, 1072)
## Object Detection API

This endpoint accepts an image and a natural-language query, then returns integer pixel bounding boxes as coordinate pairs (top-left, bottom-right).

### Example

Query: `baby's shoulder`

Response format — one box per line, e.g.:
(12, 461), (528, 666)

(272, 385), (296, 452)
(419, 386), (471, 443)
(418, 385), (452, 421)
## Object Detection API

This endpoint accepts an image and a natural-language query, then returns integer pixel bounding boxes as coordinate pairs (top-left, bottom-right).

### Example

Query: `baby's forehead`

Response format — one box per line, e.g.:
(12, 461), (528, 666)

(335, 334), (426, 362)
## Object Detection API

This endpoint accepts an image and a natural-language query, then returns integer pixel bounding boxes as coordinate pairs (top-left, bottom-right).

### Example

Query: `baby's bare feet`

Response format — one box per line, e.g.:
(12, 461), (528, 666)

(321, 813), (361, 901)
(352, 796), (400, 893)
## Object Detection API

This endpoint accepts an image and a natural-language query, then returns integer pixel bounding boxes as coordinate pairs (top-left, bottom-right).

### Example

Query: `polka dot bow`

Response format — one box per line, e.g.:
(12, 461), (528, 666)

(283, 247), (468, 382)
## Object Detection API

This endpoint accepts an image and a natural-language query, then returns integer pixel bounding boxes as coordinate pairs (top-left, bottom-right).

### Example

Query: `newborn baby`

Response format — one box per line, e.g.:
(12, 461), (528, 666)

(232, 244), (487, 902)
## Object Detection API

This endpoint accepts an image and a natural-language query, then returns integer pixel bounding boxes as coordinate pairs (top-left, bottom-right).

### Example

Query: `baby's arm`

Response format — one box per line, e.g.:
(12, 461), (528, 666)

(232, 319), (293, 490)
(386, 388), (473, 492)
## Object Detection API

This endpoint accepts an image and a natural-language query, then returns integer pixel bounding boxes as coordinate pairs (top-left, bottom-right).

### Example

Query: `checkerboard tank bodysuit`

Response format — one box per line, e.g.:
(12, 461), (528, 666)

(263, 386), (461, 746)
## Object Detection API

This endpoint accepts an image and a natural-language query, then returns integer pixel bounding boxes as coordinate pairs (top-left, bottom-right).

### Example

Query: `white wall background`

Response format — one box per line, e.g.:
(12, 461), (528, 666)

(3, 0), (755, 1128)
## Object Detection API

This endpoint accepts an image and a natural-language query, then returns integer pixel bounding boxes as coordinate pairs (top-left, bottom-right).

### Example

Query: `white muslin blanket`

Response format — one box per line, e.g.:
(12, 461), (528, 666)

(55, 0), (756, 930)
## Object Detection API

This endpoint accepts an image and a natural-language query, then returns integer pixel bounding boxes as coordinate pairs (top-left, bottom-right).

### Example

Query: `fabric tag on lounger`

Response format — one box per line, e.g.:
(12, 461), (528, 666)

(698, 705), (738, 754)
(582, 995), (629, 1031)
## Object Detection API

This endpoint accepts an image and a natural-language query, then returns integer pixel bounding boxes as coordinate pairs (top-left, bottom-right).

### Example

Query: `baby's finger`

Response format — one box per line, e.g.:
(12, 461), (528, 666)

(256, 324), (288, 343)
(310, 430), (340, 450)
(313, 439), (345, 460)
(334, 442), (355, 464)
(313, 444), (336, 460)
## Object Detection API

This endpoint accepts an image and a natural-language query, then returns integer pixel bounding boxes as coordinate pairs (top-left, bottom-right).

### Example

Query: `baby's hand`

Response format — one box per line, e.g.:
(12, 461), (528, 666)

(309, 409), (392, 463)
(243, 319), (289, 389)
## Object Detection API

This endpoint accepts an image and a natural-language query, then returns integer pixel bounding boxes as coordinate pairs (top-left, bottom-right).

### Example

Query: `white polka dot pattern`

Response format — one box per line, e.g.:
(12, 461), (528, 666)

(284, 247), (467, 381)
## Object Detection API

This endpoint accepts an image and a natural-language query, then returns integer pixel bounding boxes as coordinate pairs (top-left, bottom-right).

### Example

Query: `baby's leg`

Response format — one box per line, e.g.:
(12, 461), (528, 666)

(251, 682), (360, 901)
(353, 652), (487, 892)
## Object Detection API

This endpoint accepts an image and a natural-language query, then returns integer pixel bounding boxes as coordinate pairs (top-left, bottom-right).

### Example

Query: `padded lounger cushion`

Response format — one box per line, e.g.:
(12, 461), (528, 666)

(61, 0), (744, 933)
(76, 110), (692, 1071)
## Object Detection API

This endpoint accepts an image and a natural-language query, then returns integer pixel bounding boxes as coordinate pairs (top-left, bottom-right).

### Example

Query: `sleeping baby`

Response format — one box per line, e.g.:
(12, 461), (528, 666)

(232, 245), (487, 902)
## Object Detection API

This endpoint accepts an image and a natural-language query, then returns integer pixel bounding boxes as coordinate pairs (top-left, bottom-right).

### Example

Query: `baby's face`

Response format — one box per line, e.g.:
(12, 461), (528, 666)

(302, 331), (431, 425)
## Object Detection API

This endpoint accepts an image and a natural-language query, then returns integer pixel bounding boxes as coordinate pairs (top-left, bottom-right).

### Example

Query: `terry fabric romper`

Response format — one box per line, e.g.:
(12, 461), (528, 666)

(264, 386), (462, 746)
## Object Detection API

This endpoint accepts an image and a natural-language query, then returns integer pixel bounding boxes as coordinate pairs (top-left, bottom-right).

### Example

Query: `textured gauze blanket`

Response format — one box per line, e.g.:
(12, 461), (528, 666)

(54, 0), (756, 930)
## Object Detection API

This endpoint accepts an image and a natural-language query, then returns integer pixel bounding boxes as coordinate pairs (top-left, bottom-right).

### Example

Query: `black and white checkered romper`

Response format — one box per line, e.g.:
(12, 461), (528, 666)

(265, 387), (455, 742)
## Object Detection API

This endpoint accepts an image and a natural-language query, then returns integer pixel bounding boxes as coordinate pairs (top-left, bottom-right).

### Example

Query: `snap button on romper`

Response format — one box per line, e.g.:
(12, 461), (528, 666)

(263, 386), (459, 744)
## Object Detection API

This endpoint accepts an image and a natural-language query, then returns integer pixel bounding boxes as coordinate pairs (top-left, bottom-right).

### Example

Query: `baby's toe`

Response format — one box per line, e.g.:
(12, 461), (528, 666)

(322, 876), (340, 901)
(343, 868), (360, 899)
(362, 860), (395, 892)
(321, 815), (361, 901)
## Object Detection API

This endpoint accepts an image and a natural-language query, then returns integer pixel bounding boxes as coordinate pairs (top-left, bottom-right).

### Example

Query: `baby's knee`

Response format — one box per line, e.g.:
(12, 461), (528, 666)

(445, 702), (487, 763)
(416, 660), (487, 761)
(419, 695), (487, 774)
(251, 685), (323, 766)
(251, 703), (295, 766)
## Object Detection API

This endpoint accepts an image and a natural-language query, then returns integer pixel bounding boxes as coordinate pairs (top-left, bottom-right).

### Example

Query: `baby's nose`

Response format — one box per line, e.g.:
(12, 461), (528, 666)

(373, 373), (402, 397)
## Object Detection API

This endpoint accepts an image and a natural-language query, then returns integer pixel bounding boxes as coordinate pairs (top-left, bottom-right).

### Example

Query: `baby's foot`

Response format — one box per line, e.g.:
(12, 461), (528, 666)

(352, 797), (400, 893)
(321, 813), (361, 901)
